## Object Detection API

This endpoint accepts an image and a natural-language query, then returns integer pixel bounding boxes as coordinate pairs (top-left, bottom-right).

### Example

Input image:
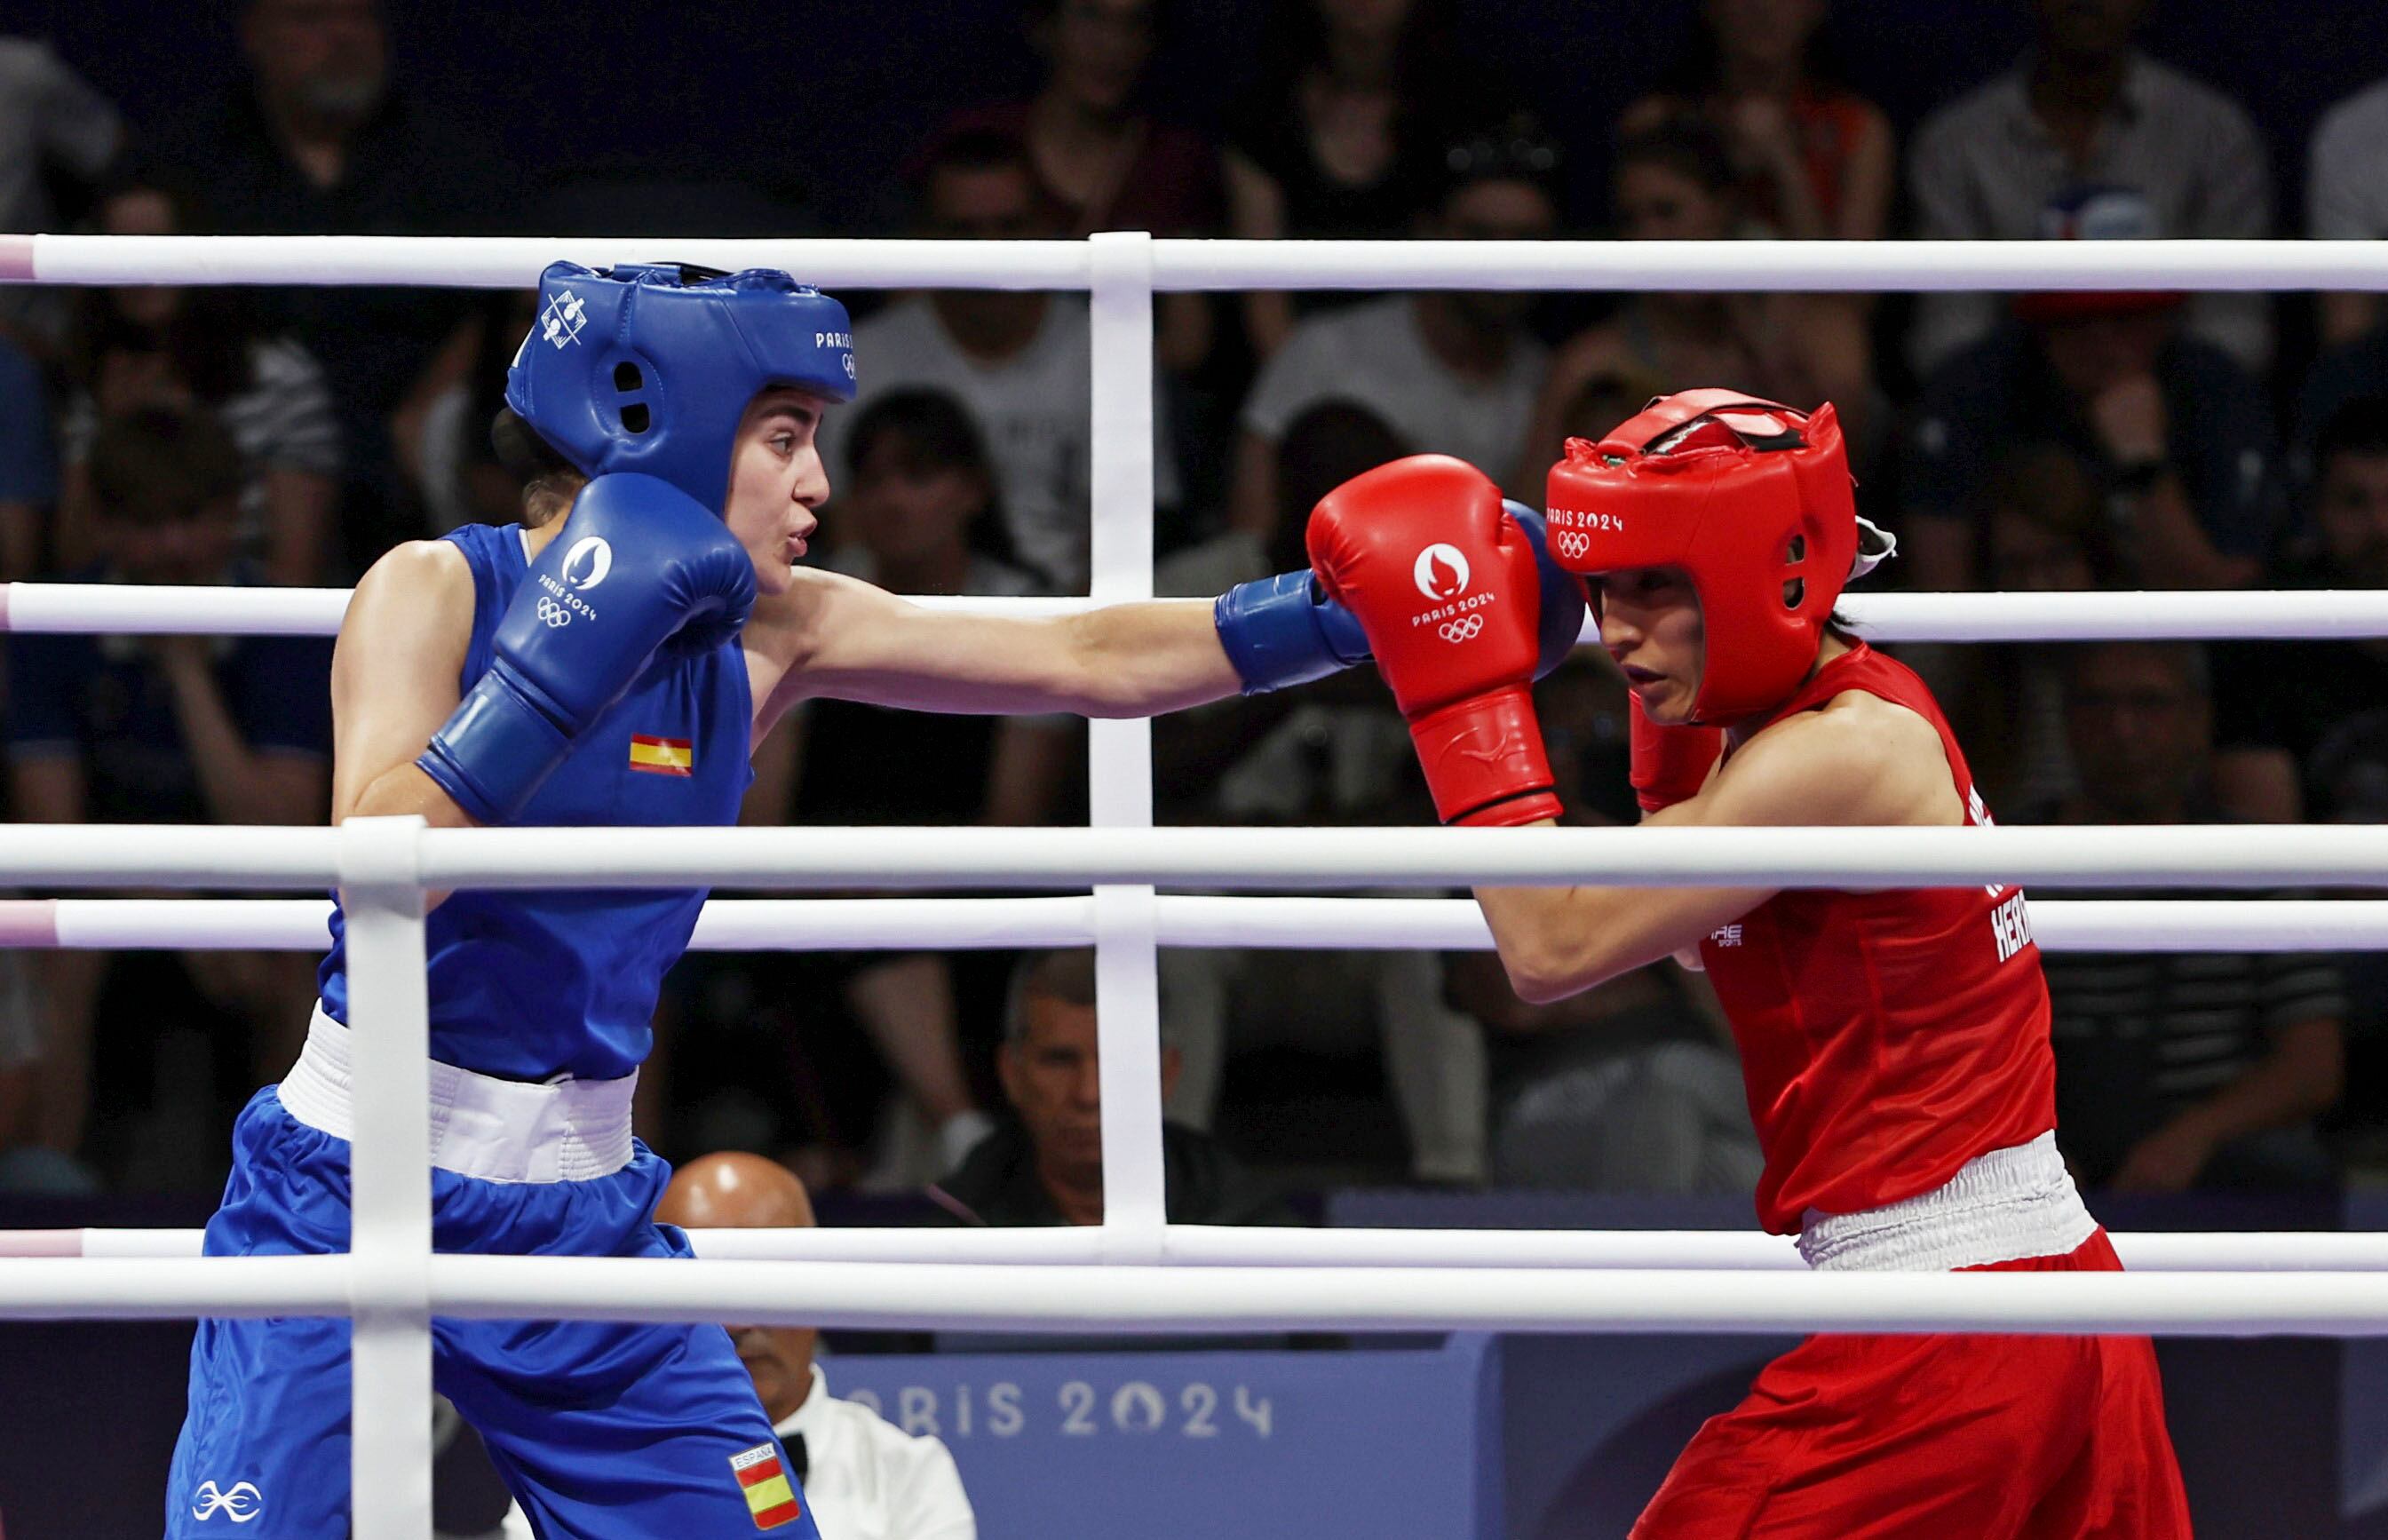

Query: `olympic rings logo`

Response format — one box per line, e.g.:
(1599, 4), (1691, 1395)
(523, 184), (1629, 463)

(535, 598), (572, 629)
(1553, 531), (1592, 560)
(1439, 615), (1485, 644)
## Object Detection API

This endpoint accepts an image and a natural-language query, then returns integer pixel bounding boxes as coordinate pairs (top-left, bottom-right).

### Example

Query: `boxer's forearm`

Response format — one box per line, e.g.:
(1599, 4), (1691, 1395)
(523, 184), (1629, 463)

(773, 570), (1240, 719)
(1059, 599), (1244, 717)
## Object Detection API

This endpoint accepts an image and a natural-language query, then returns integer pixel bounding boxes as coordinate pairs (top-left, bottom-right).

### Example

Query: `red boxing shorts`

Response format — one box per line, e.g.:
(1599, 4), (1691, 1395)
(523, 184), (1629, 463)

(1631, 1230), (2190, 1539)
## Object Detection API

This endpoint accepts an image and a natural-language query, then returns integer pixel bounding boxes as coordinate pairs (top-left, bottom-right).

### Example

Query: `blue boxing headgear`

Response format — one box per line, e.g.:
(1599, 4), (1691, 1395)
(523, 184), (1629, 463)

(505, 261), (858, 514)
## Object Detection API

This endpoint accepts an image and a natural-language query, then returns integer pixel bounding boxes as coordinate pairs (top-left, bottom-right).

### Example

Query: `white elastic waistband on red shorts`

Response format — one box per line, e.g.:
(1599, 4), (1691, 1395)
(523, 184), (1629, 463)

(1797, 1131), (2097, 1273)
(274, 1005), (637, 1184)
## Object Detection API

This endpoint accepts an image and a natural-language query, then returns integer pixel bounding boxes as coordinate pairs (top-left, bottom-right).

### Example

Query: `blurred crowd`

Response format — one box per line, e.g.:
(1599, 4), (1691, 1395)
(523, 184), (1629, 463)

(1, 0), (2384, 1219)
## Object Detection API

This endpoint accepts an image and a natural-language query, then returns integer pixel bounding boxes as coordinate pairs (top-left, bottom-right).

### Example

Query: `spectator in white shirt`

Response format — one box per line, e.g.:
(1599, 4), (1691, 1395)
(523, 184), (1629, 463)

(820, 127), (1179, 593)
(1227, 116), (1559, 549)
(2308, 76), (2388, 345)
(1905, 0), (2272, 375)
(499, 1154), (975, 1540)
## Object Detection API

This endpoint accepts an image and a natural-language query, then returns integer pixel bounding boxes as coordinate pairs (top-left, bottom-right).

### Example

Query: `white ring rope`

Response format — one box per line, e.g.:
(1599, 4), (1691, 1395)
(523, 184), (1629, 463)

(0, 895), (2379, 953)
(2, 1255), (2386, 1336)
(15, 1226), (2388, 1274)
(10, 234), (2388, 293)
(0, 823), (2379, 892)
(8, 582), (2388, 644)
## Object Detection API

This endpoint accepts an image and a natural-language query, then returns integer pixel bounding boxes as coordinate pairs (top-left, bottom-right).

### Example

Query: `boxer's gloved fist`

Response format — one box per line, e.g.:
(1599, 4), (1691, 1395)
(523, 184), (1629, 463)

(1212, 568), (1372, 695)
(419, 472), (757, 823)
(1629, 694), (1724, 815)
(1214, 502), (1585, 696)
(1306, 455), (1563, 827)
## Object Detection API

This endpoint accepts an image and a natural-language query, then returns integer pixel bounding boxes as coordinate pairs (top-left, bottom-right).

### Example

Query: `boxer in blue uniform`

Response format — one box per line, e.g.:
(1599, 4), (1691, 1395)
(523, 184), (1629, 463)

(165, 261), (1588, 1538)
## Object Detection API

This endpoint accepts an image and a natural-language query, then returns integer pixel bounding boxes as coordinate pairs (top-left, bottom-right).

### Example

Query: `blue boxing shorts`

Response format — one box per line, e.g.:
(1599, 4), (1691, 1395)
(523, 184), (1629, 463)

(167, 1010), (819, 1539)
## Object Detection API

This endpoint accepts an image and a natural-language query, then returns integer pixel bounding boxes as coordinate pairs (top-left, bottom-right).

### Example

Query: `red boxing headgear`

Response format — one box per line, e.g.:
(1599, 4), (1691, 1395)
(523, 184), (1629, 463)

(1545, 389), (1859, 726)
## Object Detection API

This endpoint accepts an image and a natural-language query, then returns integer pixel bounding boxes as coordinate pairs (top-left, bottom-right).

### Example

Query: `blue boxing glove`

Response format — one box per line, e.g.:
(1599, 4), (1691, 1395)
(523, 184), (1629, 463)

(418, 472), (757, 824)
(1506, 501), (1590, 681)
(1213, 498), (1585, 695)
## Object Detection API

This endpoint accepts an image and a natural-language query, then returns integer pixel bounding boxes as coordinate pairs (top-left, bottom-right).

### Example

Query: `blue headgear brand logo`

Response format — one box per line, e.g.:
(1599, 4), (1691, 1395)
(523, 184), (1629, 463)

(540, 290), (587, 349)
(506, 263), (859, 515)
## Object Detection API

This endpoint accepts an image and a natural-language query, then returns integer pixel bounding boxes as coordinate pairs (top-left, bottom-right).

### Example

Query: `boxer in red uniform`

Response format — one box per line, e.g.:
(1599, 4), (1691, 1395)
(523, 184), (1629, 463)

(1309, 391), (2191, 1538)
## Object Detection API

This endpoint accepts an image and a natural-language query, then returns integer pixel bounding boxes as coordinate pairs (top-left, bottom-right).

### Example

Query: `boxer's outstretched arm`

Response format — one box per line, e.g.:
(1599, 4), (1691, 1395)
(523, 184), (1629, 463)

(750, 567), (1242, 724)
(1475, 692), (1957, 1005)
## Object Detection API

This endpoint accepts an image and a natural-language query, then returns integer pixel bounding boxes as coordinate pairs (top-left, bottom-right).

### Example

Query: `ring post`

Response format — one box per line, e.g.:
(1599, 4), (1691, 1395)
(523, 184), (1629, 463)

(1087, 231), (1166, 1260)
(338, 815), (432, 1540)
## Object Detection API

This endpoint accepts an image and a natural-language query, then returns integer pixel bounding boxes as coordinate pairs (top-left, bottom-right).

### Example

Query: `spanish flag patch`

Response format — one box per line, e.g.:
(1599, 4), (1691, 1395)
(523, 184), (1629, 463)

(728, 1442), (802, 1529)
(628, 734), (694, 777)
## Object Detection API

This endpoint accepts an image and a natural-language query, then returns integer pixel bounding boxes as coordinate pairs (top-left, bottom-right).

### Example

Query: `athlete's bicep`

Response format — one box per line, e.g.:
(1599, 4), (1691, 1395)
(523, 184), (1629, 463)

(329, 541), (478, 825)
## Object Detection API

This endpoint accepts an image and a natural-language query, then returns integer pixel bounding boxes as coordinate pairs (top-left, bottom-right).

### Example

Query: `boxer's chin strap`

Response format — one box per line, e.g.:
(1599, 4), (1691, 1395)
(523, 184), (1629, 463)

(1850, 516), (1897, 583)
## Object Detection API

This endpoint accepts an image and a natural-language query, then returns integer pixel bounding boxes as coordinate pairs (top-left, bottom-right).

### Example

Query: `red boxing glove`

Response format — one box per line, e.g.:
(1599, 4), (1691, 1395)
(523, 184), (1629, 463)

(1307, 456), (1561, 826)
(1629, 693), (1723, 815)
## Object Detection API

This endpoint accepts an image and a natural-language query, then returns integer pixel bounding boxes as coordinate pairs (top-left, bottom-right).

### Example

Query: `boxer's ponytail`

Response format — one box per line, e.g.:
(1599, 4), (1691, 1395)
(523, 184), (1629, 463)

(490, 406), (586, 528)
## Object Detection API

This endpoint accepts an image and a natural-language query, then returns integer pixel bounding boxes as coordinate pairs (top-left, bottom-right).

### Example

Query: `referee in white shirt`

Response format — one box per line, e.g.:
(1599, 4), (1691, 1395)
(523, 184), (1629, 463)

(498, 1153), (976, 1540)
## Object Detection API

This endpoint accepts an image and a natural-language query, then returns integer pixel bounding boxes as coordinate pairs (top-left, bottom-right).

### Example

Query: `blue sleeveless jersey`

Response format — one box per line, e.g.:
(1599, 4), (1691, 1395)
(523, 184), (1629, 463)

(316, 522), (753, 1081)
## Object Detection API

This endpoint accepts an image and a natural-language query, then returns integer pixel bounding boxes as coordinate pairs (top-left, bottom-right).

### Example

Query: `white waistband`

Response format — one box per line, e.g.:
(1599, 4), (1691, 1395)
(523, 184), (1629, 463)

(274, 1006), (637, 1184)
(1797, 1131), (2098, 1273)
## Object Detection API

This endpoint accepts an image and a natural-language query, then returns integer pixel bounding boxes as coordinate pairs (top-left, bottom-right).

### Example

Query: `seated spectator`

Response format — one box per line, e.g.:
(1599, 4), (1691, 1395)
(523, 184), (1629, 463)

(2307, 73), (2388, 347)
(1900, 202), (2277, 596)
(1619, 0), (1893, 241)
(1518, 117), (1874, 488)
(58, 174), (342, 584)
(822, 129), (1181, 593)
(166, 0), (499, 572)
(1937, 444), (2118, 815)
(934, 949), (1296, 1225)
(722, 391), (1072, 1187)
(920, 0), (1222, 374)
(5, 405), (330, 1172)
(1230, 122), (1559, 544)
(0, 35), (123, 354)
(0, 333), (58, 579)
(1905, 0), (2270, 376)
(496, 1154), (976, 1540)
(1448, 655), (1761, 1195)
(1222, 0), (1518, 356)
(2025, 642), (2344, 1192)
(2213, 395), (2388, 822)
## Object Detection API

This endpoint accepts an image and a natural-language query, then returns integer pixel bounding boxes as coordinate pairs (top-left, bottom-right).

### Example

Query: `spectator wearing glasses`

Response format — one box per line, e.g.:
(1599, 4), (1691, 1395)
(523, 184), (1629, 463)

(2025, 642), (2344, 1193)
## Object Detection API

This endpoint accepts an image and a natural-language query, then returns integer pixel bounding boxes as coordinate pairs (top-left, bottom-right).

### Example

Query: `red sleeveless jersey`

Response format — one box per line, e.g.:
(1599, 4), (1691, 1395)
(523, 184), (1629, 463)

(1697, 642), (2056, 1234)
